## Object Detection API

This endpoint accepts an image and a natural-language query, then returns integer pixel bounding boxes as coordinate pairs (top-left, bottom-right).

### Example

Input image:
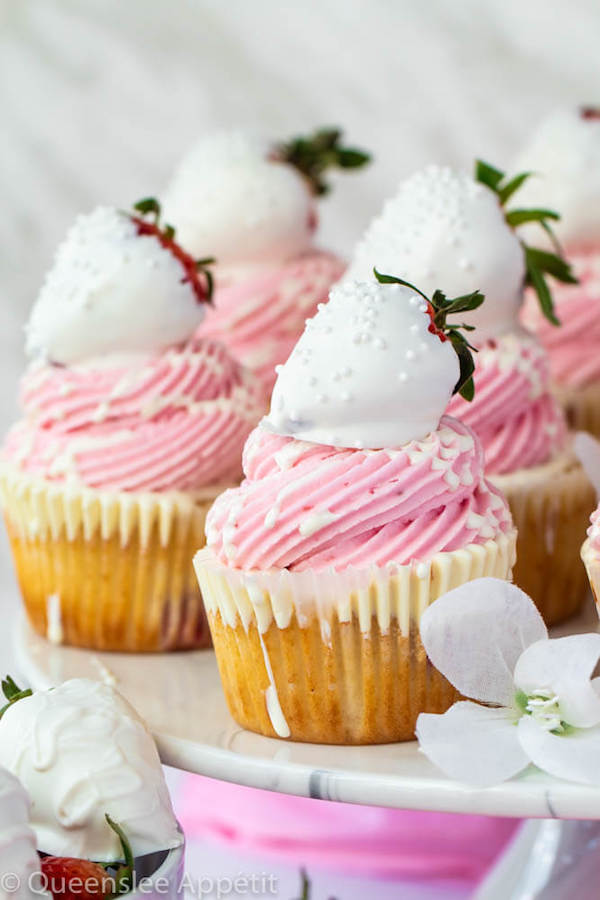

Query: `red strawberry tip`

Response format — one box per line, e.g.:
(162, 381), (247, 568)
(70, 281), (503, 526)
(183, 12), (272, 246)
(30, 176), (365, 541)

(40, 856), (115, 900)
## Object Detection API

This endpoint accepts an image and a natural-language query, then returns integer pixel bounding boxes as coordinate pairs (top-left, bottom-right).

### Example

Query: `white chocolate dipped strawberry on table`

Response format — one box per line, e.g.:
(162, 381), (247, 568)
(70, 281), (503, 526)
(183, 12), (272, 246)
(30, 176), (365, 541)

(0, 677), (182, 863)
(0, 199), (264, 653)
(346, 162), (593, 625)
(0, 761), (46, 900)
(163, 128), (370, 398)
(517, 107), (600, 435)
(195, 274), (517, 745)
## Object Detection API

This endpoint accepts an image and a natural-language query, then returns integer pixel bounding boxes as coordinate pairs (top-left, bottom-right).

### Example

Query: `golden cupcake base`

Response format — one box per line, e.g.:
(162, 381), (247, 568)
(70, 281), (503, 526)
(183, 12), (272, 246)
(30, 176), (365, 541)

(195, 533), (516, 744)
(1, 466), (222, 652)
(209, 611), (459, 744)
(492, 453), (595, 626)
(554, 382), (600, 438)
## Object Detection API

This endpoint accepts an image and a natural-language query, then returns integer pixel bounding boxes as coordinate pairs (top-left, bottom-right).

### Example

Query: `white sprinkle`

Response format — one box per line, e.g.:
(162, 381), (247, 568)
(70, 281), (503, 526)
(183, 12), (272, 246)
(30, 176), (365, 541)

(299, 509), (338, 537)
(265, 507), (279, 528)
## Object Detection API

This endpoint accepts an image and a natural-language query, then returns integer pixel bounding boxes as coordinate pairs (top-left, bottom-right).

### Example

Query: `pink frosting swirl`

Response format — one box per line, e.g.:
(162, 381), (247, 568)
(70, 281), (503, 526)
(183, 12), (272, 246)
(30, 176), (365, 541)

(205, 416), (512, 572)
(2, 339), (264, 492)
(446, 334), (568, 475)
(198, 250), (345, 397)
(521, 251), (600, 388)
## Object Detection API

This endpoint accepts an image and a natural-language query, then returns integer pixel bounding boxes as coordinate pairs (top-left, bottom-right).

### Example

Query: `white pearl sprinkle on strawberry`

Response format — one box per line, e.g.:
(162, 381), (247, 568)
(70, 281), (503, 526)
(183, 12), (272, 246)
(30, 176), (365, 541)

(514, 107), (600, 249)
(345, 165), (525, 341)
(163, 128), (370, 265)
(264, 275), (482, 450)
(26, 200), (214, 366)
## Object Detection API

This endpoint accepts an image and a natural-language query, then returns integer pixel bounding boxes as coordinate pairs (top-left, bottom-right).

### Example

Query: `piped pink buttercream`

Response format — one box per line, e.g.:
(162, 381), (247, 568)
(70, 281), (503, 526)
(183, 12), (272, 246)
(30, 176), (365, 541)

(521, 252), (600, 388)
(198, 250), (345, 397)
(205, 416), (512, 571)
(3, 339), (264, 492)
(446, 334), (568, 475)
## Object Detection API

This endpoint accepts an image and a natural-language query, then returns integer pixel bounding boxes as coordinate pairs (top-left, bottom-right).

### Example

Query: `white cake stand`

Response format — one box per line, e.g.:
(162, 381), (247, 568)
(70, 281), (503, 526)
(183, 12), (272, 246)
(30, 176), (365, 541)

(13, 603), (600, 899)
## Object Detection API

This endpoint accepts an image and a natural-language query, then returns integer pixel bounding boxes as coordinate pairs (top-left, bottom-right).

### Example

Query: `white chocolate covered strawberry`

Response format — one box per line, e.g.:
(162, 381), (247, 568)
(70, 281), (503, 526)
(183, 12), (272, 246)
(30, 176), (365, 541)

(163, 128), (370, 397)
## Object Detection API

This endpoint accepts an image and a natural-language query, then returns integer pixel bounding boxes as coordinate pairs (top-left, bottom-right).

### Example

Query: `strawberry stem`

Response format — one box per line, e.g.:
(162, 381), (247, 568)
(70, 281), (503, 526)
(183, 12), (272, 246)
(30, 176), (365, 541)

(129, 199), (215, 304)
(105, 816), (134, 896)
(274, 128), (370, 196)
(474, 159), (578, 326)
(373, 269), (483, 402)
(0, 675), (32, 719)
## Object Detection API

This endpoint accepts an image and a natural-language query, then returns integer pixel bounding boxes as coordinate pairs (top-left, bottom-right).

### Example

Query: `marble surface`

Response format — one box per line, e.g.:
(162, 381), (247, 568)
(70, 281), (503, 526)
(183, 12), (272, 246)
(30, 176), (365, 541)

(15, 601), (600, 821)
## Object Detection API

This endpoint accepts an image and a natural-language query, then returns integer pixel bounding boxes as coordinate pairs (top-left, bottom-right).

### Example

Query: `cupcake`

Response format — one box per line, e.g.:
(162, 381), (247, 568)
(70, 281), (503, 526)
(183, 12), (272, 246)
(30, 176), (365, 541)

(346, 164), (594, 625)
(0, 766), (45, 900)
(194, 276), (516, 745)
(517, 108), (600, 434)
(1, 201), (264, 652)
(163, 128), (370, 397)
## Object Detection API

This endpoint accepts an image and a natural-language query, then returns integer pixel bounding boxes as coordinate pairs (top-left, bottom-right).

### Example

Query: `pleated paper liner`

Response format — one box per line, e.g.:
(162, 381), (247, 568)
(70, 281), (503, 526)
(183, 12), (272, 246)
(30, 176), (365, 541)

(492, 451), (595, 626)
(582, 538), (600, 610)
(1, 465), (228, 652)
(554, 382), (600, 438)
(194, 531), (517, 745)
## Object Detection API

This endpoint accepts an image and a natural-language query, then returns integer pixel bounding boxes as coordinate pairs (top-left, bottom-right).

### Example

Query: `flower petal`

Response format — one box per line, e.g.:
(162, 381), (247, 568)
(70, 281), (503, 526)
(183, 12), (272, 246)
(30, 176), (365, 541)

(514, 634), (600, 728)
(416, 701), (530, 788)
(573, 431), (600, 498)
(420, 578), (547, 705)
(518, 716), (600, 785)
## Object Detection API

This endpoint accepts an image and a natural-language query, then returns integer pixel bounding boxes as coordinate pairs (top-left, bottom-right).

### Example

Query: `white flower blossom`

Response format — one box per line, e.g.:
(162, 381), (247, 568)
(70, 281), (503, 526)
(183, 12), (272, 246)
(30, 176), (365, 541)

(416, 578), (600, 788)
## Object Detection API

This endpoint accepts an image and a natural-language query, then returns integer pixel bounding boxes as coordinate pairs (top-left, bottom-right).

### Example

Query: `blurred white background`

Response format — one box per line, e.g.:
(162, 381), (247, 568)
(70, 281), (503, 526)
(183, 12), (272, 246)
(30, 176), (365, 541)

(0, 0), (599, 652)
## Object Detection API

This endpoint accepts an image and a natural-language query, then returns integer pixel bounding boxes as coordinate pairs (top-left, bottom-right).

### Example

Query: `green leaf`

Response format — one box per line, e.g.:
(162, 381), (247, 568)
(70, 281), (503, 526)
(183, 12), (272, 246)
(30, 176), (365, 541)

(106, 815), (134, 896)
(373, 269), (430, 302)
(336, 148), (371, 168)
(196, 257), (216, 303)
(163, 224), (176, 241)
(0, 676), (32, 719)
(497, 171), (534, 205)
(2, 675), (21, 701)
(297, 870), (310, 900)
(450, 337), (476, 401)
(133, 197), (161, 219)
(524, 246), (577, 284)
(276, 127), (371, 196)
(443, 290), (485, 315)
(474, 159), (505, 191)
(505, 208), (560, 227)
(373, 270), (481, 400)
(525, 259), (560, 326)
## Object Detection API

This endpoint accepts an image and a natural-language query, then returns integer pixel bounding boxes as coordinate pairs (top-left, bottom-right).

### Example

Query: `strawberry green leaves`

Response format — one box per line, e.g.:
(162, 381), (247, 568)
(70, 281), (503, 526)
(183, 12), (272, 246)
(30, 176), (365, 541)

(374, 269), (483, 402)
(132, 197), (176, 239)
(0, 675), (32, 720)
(105, 816), (134, 896)
(474, 160), (578, 326)
(131, 198), (216, 304)
(275, 128), (371, 196)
